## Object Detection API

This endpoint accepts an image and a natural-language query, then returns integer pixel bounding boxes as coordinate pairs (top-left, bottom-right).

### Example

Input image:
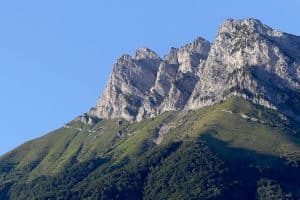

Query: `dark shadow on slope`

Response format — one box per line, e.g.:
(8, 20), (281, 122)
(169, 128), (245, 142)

(250, 66), (300, 123)
(7, 156), (111, 200)
(200, 132), (300, 199)
(75, 141), (183, 200)
(263, 33), (300, 64)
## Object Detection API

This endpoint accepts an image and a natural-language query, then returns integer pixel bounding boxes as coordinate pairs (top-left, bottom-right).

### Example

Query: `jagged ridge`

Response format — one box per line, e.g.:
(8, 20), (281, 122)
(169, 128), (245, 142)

(88, 18), (300, 122)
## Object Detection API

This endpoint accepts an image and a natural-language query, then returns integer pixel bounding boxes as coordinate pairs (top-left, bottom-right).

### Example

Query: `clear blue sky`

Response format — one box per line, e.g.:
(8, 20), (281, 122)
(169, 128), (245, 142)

(1, 0), (300, 155)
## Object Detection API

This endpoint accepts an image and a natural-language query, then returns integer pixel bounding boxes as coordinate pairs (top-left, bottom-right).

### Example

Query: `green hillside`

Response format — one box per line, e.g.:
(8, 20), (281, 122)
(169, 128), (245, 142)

(1, 97), (300, 199)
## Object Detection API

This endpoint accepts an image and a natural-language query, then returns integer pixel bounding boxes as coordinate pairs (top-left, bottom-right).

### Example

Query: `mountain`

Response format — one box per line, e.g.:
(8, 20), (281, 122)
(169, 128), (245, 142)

(1, 18), (300, 199)
(188, 19), (300, 118)
(90, 37), (211, 121)
(90, 18), (300, 122)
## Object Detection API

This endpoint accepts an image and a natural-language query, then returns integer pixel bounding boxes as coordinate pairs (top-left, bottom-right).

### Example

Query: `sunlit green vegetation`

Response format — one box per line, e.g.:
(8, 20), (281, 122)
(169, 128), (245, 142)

(1, 97), (300, 199)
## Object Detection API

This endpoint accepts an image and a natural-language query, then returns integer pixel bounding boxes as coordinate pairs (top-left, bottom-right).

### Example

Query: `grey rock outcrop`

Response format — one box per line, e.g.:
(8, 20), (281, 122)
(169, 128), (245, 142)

(187, 19), (300, 120)
(149, 37), (210, 115)
(89, 48), (162, 121)
(89, 18), (300, 122)
(89, 37), (211, 121)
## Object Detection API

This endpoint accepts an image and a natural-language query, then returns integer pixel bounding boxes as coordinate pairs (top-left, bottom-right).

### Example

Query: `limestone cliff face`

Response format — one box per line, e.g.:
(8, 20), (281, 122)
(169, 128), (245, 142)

(89, 37), (210, 121)
(149, 37), (210, 116)
(89, 18), (300, 122)
(187, 19), (300, 120)
(89, 48), (162, 121)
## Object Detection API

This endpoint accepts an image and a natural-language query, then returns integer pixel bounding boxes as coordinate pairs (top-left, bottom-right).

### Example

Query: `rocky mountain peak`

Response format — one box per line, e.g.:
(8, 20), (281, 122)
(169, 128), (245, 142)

(164, 37), (210, 62)
(116, 54), (132, 65)
(88, 19), (300, 122)
(177, 37), (210, 73)
(181, 37), (211, 54)
(163, 47), (179, 64)
(219, 18), (265, 34)
(134, 47), (161, 61)
(187, 18), (300, 120)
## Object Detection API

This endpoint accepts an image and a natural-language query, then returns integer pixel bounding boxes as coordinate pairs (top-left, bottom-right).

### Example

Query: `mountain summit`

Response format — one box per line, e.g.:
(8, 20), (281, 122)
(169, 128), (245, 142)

(90, 36), (211, 121)
(90, 18), (300, 122)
